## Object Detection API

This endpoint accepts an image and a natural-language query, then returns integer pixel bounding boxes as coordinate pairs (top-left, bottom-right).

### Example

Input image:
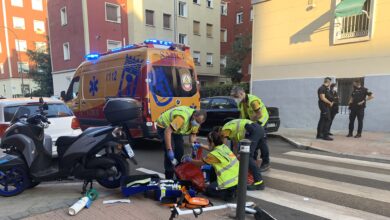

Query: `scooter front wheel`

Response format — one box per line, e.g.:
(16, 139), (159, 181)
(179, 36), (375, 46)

(0, 166), (29, 197)
(96, 154), (129, 189)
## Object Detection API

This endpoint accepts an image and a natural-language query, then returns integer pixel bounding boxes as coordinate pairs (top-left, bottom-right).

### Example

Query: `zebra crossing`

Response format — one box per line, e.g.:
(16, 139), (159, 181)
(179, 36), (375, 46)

(247, 151), (390, 220)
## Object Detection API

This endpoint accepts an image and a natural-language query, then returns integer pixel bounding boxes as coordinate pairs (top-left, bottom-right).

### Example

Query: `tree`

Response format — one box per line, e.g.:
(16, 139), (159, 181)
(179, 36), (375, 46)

(223, 34), (252, 83)
(26, 42), (53, 97)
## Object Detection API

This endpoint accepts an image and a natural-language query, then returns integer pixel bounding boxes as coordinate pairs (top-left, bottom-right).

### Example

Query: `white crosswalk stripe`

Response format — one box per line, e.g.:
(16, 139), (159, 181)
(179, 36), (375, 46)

(136, 151), (390, 220)
(284, 151), (390, 171)
(271, 157), (390, 183)
(247, 188), (390, 220)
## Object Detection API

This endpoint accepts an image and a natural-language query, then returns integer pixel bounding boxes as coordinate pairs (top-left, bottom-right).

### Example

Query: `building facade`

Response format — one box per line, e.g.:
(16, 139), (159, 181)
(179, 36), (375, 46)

(0, 0), (47, 97)
(251, 0), (390, 132)
(221, 0), (252, 82)
(49, 0), (223, 95)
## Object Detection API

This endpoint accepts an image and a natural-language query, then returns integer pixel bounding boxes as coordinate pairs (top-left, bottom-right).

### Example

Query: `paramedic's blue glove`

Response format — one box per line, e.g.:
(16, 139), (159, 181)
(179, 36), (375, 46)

(167, 149), (175, 161)
(182, 155), (192, 163)
(192, 142), (201, 151)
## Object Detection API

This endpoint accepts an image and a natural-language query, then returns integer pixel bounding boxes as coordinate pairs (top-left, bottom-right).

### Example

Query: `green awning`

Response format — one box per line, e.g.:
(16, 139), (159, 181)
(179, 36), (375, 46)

(335, 0), (366, 17)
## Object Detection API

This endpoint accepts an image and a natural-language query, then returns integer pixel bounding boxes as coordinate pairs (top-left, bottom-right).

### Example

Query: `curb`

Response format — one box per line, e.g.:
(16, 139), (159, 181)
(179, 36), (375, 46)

(268, 134), (314, 151)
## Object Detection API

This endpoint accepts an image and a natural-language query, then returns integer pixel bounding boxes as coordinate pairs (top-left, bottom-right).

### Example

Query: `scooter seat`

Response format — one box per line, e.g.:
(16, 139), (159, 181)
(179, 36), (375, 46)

(56, 136), (79, 148)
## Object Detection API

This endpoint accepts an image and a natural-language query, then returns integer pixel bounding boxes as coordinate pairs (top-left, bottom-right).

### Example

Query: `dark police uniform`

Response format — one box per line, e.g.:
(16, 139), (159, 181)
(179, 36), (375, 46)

(349, 87), (372, 136)
(329, 90), (339, 132)
(317, 85), (332, 138)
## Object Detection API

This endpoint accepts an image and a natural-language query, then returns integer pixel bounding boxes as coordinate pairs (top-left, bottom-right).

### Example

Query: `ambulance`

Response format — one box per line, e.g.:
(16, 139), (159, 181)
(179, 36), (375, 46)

(61, 39), (201, 139)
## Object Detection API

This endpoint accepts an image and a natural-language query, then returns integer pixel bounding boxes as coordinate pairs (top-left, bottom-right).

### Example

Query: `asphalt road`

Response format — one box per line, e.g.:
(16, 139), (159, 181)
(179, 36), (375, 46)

(1, 136), (390, 220)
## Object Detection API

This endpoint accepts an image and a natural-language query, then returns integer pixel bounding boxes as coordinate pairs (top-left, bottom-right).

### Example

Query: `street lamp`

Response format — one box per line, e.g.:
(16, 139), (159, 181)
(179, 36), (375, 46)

(0, 25), (25, 96)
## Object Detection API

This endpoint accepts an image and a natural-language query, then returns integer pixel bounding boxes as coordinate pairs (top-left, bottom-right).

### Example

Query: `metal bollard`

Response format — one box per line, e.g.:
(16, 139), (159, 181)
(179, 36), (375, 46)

(236, 139), (251, 220)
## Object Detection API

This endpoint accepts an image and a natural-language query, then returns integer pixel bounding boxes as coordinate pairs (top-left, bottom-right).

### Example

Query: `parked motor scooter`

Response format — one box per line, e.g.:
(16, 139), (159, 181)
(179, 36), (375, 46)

(0, 98), (140, 197)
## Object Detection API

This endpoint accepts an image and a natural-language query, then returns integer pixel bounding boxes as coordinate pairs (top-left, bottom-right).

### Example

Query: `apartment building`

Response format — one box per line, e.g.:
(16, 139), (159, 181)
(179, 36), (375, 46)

(251, 0), (390, 132)
(49, 0), (223, 95)
(0, 0), (47, 97)
(221, 0), (253, 82)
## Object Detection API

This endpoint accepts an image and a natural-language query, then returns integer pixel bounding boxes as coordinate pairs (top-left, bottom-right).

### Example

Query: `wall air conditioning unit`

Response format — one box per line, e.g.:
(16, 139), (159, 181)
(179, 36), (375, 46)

(306, 0), (316, 10)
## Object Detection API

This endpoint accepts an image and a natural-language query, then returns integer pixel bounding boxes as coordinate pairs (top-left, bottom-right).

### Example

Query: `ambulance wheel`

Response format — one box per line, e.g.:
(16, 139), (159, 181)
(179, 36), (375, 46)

(0, 166), (29, 197)
(97, 154), (129, 189)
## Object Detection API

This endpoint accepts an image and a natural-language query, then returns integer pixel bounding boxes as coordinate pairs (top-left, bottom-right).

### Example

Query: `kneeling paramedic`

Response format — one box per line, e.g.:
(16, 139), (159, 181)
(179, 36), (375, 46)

(182, 128), (238, 201)
(222, 119), (265, 190)
(156, 106), (207, 179)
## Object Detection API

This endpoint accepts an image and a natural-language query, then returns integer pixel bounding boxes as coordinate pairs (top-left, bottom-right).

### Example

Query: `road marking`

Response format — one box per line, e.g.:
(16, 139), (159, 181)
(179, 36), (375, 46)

(284, 151), (390, 171)
(247, 188), (390, 220)
(136, 168), (165, 179)
(264, 169), (390, 204)
(271, 157), (390, 183)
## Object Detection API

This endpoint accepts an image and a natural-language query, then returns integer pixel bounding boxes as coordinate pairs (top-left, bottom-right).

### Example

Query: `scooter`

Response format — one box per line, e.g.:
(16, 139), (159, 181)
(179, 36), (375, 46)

(0, 98), (140, 197)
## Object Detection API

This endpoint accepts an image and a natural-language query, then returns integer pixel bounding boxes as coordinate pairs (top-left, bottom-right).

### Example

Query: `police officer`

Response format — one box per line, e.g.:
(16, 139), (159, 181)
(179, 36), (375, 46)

(347, 80), (374, 138)
(230, 86), (271, 172)
(222, 119), (265, 190)
(317, 77), (333, 141)
(328, 83), (339, 135)
(182, 128), (239, 201)
(156, 106), (207, 179)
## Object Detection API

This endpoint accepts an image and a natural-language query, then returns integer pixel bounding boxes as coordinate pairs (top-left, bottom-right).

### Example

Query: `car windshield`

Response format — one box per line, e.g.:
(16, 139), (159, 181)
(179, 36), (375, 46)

(4, 103), (74, 122)
(149, 66), (197, 97)
(200, 99), (211, 109)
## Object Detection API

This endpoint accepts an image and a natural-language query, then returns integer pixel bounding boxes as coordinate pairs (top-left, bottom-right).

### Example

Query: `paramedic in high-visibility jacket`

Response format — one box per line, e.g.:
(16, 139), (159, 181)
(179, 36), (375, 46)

(156, 106), (207, 179)
(182, 128), (239, 201)
(230, 86), (271, 172)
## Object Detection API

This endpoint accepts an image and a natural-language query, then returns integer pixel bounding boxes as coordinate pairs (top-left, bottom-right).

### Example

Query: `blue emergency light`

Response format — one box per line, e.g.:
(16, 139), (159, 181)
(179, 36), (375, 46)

(144, 39), (173, 46)
(85, 53), (100, 61)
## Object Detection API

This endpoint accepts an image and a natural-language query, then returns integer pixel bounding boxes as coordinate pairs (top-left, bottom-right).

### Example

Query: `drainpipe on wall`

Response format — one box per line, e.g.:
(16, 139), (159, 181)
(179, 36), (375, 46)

(173, 0), (177, 42)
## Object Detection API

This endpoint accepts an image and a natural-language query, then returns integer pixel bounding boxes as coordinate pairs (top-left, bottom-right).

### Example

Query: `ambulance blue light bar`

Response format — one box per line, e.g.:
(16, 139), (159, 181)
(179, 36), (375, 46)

(85, 53), (100, 61)
(144, 39), (173, 46)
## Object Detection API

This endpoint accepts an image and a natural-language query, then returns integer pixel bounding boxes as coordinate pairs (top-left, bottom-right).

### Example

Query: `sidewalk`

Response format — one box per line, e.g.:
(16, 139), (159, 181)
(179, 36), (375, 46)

(23, 193), (254, 220)
(273, 128), (390, 161)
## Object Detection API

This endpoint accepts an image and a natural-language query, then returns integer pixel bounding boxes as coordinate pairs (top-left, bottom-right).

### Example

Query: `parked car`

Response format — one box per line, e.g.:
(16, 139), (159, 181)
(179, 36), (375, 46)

(0, 98), (82, 156)
(200, 96), (280, 133)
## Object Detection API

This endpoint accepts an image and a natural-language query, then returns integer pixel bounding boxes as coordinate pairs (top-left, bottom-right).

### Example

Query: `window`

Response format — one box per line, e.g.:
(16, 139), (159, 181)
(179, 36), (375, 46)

(250, 8), (254, 21)
(11, 0), (23, 7)
(145, 10), (154, 26)
(106, 3), (121, 23)
(107, 40), (122, 51)
(63, 42), (70, 60)
(65, 76), (80, 100)
(193, 21), (200, 35)
(206, 24), (213, 37)
(4, 103), (73, 122)
(17, 62), (29, 73)
(248, 64), (252, 75)
(179, 34), (188, 45)
(60, 7), (67, 26)
(206, 53), (213, 66)
(193, 51), (200, 65)
(32, 0), (43, 11)
(333, 0), (374, 44)
(178, 1), (187, 17)
(220, 55), (227, 67)
(163, 14), (171, 29)
(236, 12), (243, 24)
(211, 98), (236, 109)
(193, 0), (200, 4)
(13, 17), (25, 29)
(33, 20), (45, 33)
(221, 2), (227, 15)
(149, 66), (197, 97)
(207, 0), (213, 8)
(220, 29), (227, 42)
(15, 40), (27, 52)
(0, 63), (4, 74)
(35, 42), (46, 52)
